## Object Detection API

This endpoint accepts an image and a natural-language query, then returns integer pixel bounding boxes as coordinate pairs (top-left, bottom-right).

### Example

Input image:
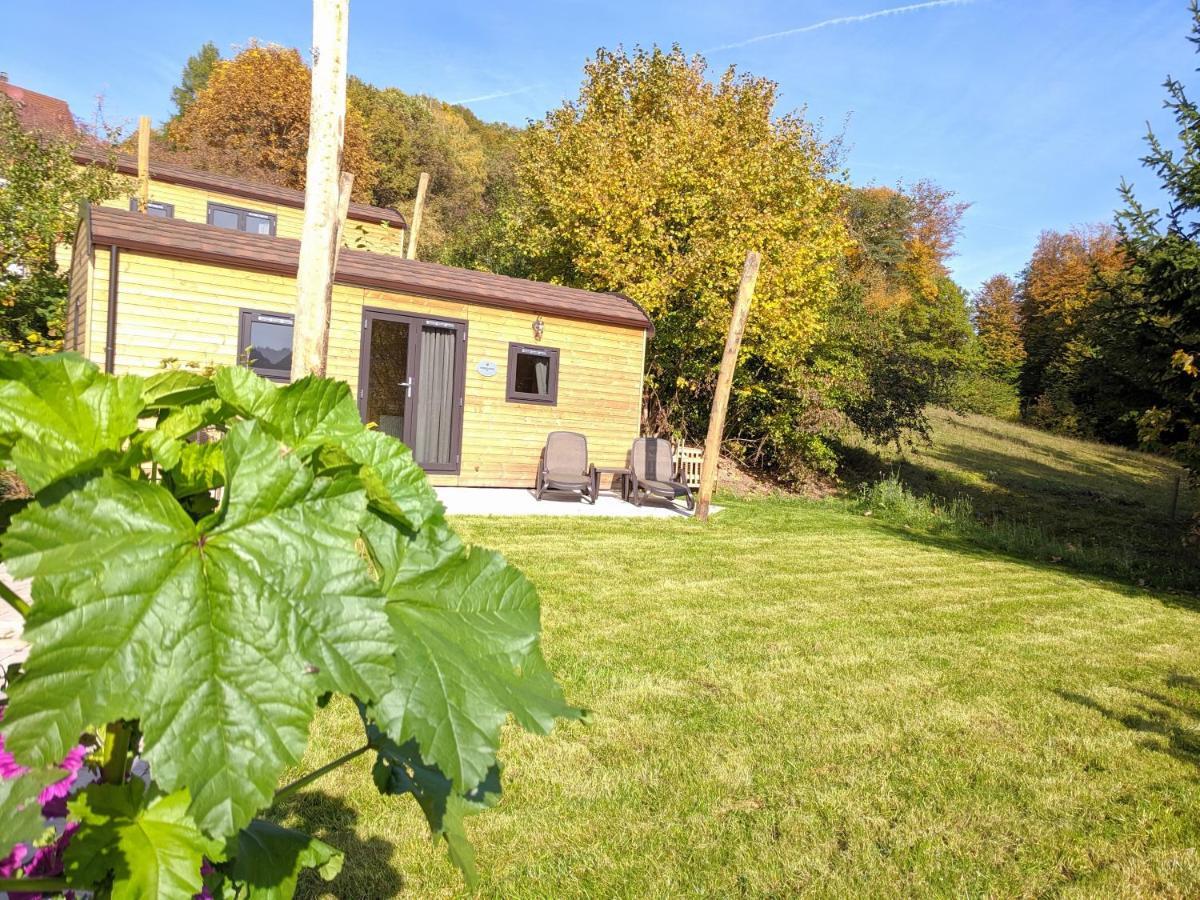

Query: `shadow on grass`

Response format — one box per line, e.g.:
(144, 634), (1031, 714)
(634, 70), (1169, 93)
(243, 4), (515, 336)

(837, 442), (1200, 596)
(1058, 675), (1200, 772)
(271, 790), (404, 898)
(861, 515), (1200, 614)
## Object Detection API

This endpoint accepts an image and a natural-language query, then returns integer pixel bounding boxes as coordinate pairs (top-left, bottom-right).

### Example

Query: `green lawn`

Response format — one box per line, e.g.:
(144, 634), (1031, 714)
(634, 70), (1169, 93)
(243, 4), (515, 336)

(283, 490), (1200, 897)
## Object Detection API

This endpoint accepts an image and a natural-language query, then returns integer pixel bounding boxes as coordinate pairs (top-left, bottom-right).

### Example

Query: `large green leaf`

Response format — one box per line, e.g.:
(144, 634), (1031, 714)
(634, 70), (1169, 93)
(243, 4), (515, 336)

(214, 366), (439, 529)
(140, 369), (217, 410)
(369, 723), (500, 888)
(343, 429), (441, 530)
(361, 512), (582, 793)
(64, 782), (220, 900)
(0, 768), (56, 852)
(214, 368), (360, 455)
(0, 353), (143, 492)
(136, 398), (226, 471)
(1, 421), (394, 838)
(217, 819), (343, 899)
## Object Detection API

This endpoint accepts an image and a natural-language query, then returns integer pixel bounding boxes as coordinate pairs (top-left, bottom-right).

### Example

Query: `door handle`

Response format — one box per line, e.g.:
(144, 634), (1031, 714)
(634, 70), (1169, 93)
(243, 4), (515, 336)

(398, 378), (413, 398)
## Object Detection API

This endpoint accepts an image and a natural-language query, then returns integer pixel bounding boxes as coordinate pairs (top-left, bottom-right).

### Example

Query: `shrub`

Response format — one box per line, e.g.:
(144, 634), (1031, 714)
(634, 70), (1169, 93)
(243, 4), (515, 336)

(950, 373), (1020, 420)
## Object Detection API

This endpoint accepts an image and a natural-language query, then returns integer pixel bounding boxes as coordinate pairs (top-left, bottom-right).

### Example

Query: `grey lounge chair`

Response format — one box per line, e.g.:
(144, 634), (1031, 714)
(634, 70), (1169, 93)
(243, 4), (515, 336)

(628, 437), (695, 511)
(535, 431), (597, 503)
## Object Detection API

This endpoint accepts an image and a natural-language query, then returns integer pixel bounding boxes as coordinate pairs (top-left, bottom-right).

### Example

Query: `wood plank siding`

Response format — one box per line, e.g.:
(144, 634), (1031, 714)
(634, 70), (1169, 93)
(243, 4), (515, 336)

(63, 216), (93, 355)
(75, 206), (650, 488)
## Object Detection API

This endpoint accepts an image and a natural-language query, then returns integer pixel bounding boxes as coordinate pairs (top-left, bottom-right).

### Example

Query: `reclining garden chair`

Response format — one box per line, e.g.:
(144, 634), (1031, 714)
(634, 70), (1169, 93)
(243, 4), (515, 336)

(535, 431), (597, 503)
(628, 437), (695, 511)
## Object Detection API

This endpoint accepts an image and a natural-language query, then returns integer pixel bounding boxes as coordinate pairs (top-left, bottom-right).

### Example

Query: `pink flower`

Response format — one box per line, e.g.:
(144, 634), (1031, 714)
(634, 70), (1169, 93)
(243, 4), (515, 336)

(38, 745), (86, 818)
(0, 727), (29, 780)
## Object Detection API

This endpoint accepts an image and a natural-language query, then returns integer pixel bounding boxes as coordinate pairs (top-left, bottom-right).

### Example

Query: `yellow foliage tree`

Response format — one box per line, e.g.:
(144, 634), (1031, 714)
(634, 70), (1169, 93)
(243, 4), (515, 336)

(496, 46), (850, 460)
(1018, 225), (1125, 429)
(972, 274), (1024, 382)
(168, 43), (375, 201)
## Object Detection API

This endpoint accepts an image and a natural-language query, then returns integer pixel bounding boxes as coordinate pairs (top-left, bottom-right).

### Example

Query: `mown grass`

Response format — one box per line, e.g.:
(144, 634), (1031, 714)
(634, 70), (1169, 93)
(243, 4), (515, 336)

(281, 495), (1200, 898)
(840, 408), (1200, 591)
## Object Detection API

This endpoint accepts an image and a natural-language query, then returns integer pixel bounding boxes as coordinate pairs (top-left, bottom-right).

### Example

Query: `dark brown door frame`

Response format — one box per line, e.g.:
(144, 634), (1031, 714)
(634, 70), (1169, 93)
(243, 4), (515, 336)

(357, 307), (469, 474)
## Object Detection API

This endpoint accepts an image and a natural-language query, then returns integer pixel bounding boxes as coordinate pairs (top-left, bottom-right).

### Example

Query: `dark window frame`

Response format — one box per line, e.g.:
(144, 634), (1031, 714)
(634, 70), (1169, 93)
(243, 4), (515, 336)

(237, 308), (295, 383)
(506, 343), (559, 406)
(128, 198), (175, 218)
(207, 201), (277, 236)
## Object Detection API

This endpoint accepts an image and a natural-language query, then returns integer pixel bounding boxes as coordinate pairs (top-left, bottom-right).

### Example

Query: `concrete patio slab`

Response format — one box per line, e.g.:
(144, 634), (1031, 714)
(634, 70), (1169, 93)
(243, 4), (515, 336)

(436, 486), (719, 518)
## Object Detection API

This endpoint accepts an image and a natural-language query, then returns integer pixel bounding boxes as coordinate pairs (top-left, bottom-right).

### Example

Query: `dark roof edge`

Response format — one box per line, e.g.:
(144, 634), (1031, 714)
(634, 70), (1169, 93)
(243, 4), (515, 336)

(73, 148), (407, 228)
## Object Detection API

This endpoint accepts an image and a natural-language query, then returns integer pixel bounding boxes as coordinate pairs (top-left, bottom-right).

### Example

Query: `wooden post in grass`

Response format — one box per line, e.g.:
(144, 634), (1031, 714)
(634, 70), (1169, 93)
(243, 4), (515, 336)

(696, 250), (761, 521)
(292, 0), (349, 380)
(135, 116), (150, 213)
(405, 171), (430, 260)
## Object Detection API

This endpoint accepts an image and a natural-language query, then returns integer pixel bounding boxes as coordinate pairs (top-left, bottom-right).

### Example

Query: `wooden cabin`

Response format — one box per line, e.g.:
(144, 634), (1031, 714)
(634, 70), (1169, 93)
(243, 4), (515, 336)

(65, 205), (653, 488)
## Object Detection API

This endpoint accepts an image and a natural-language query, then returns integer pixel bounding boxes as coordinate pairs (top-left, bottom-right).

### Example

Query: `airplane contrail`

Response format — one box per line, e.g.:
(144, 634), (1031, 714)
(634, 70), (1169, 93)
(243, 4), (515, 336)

(707, 0), (976, 53)
(452, 85), (540, 104)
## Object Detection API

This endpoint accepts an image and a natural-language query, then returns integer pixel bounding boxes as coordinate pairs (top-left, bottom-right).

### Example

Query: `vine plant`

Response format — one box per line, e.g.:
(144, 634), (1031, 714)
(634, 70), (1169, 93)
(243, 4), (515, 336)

(0, 353), (581, 897)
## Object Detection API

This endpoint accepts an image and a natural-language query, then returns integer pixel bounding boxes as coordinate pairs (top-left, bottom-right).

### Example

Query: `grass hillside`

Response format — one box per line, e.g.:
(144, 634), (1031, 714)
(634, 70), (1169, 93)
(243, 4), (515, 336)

(280, 421), (1200, 895)
(841, 408), (1199, 592)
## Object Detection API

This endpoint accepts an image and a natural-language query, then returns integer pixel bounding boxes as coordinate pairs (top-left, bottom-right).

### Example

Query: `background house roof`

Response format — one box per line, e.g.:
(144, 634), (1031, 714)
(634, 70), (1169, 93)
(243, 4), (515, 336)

(0, 76), (78, 138)
(73, 146), (407, 229)
(0, 76), (403, 229)
(86, 205), (653, 335)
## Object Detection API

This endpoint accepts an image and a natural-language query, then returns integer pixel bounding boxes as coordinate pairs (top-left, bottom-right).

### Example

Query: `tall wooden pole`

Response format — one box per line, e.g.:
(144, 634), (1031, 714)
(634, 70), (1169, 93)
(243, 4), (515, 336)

(695, 251), (761, 521)
(331, 170), (355, 272)
(405, 171), (429, 260)
(136, 116), (151, 213)
(292, 0), (349, 380)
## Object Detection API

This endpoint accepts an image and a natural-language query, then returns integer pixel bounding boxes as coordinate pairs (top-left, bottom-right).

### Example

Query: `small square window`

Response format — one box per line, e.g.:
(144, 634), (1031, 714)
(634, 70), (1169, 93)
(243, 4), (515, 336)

(506, 343), (559, 405)
(208, 202), (277, 235)
(128, 198), (175, 218)
(238, 309), (294, 382)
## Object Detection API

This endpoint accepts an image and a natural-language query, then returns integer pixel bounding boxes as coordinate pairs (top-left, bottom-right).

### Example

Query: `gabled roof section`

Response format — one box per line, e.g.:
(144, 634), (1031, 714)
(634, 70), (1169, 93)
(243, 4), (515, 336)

(73, 147), (407, 229)
(0, 79), (77, 138)
(86, 205), (653, 335)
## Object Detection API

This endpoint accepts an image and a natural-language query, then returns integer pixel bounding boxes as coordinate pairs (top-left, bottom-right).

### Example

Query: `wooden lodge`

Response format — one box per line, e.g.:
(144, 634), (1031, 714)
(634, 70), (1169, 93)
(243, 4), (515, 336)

(65, 201), (652, 488)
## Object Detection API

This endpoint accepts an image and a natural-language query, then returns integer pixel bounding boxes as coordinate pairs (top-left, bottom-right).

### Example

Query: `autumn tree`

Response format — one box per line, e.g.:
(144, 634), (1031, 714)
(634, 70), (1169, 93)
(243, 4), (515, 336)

(484, 46), (850, 476)
(170, 41), (221, 120)
(1017, 225), (1124, 432)
(349, 78), (518, 260)
(972, 274), (1024, 382)
(820, 183), (976, 445)
(0, 99), (125, 353)
(168, 43), (375, 201)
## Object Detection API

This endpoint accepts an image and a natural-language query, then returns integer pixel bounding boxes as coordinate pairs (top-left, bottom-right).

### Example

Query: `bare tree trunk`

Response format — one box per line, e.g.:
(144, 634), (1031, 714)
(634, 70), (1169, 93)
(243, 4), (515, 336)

(405, 171), (430, 260)
(136, 116), (150, 213)
(292, 0), (349, 381)
(696, 251), (761, 521)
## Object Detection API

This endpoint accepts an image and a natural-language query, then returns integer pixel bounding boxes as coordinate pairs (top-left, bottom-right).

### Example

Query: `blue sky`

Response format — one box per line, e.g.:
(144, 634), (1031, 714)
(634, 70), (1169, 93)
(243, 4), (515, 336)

(0, 0), (1188, 290)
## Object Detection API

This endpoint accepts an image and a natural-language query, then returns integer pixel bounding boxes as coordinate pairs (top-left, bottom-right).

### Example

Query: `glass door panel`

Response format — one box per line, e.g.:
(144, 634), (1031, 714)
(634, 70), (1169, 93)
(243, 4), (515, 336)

(365, 318), (412, 441)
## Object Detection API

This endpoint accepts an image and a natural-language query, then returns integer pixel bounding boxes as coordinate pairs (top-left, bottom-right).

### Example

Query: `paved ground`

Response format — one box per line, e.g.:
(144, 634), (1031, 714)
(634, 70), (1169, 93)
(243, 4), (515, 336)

(435, 486), (714, 518)
(0, 566), (30, 694)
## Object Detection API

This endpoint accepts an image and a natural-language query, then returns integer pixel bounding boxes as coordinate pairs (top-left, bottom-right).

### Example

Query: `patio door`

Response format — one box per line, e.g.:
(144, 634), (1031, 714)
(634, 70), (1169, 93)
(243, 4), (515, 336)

(358, 309), (467, 473)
